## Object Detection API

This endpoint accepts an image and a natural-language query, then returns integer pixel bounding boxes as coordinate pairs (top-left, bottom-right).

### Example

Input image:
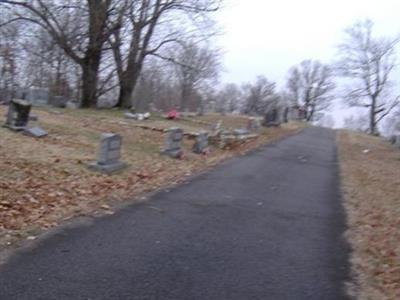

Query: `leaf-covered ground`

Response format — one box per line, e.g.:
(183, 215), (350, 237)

(338, 131), (400, 300)
(0, 106), (303, 261)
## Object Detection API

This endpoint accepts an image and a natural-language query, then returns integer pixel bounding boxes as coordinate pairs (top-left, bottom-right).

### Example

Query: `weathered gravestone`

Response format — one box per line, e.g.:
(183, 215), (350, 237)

(233, 128), (250, 136)
(263, 108), (281, 127)
(193, 131), (209, 154)
(391, 135), (400, 148)
(162, 127), (183, 158)
(211, 120), (223, 133)
(5, 99), (31, 130)
(247, 118), (261, 130)
(88, 133), (127, 174)
(4, 99), (48, 137)
(50, 96), (68, 108)
(23, 126), (48, 138)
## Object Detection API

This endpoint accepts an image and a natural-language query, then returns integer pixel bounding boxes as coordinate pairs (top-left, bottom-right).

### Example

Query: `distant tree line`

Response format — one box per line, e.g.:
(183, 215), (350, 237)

(0, 5), (399, 135)
(0, 0), (222, 109)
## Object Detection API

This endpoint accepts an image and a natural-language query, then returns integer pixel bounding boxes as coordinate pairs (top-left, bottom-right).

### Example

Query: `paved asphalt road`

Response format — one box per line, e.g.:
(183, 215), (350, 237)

(0, 127), (350, 300)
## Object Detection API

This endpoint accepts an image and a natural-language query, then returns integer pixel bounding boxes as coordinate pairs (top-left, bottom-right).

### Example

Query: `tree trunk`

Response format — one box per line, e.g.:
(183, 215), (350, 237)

(80, 55), (101, 108)
(180, 84), (191, 111)
(115, 63), (143, 109)
(116, 76), (139, 109)
(116, 80), (135, 109)
(370, 105), (377, 135)
(369, 96), (379, 135)
(306, 103), (315, 122)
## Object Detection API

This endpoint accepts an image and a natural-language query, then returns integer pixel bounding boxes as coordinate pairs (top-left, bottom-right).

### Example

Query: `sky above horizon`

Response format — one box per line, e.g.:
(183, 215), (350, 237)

(215, 0), (400, 88)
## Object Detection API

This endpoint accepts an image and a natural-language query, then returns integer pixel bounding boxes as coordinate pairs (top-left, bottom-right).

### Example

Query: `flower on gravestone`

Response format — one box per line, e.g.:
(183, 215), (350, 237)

(167, 109), (180, 120)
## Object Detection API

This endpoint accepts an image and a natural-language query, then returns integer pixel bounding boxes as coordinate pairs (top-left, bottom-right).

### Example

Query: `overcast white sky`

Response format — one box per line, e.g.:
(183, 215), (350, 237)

(216, 0), (400, 86)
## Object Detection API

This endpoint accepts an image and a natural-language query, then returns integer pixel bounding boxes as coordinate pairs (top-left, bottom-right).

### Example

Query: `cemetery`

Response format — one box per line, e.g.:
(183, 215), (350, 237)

(0, 105), (303, 248)
(1, 2), (400, 298)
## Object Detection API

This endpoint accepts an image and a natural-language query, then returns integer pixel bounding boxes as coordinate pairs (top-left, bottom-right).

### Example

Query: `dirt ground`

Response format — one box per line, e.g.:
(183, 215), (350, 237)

(0, 106), (303, 259)
(338, 130), (400, 300)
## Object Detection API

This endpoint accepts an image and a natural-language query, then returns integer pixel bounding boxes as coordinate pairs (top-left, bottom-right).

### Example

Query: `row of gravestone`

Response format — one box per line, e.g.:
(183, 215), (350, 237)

(88, 128), (209, 174)
(161, 127), (209, 158)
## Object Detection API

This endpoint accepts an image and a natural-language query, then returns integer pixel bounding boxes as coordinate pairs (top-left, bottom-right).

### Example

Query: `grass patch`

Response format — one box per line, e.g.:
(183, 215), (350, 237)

(338, 130), (400, 300)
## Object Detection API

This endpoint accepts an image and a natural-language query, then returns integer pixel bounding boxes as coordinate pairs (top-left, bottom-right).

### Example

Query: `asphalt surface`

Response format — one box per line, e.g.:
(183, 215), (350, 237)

(0, 127), (350, 300)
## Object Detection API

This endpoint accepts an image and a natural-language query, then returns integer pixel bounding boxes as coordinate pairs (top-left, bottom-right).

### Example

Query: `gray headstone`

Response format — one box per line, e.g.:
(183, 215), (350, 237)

(98, 133), (122, 165)
(4, 99), (31, 130)
(247, 118), (261, 130)
(162, 127), (183, 158)
(66, 101), (79, 109)
(193, 131), (209, 154)
(264, 108), (281, 127)
(51, 96), (68, 108)
(23, 126), (48, 138)
(88, 133), (127, 174)
(233, 128), (250, 136)
(5, 102), (16, 126)
(393, 135), (400, 148)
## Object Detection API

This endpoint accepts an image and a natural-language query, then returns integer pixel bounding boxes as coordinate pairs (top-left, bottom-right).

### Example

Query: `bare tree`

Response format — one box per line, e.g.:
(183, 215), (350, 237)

(336, 19), (400, 135)
(1, 0), (124, 107)
(109, 0), (221, 108)
(0, 22), (18, 102)
(22, 28), (75, 100)
(286, 59), (335, 122)
(216, 83), (243, 114)
(172, 41), (221, 111)
(131, 58), (178, 111)
(243, 76), (278, 115)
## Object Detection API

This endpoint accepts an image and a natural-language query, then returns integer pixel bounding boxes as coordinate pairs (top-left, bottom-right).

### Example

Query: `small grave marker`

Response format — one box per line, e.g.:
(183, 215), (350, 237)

(162, 127), (183, 158)
(88, 133), (127, 174)
(4, 99), (31, 130)
(23, 127), (48, 138)
(264, 108), (281, 127)
(247, 118), (261, 130)
(193, 131), (209, 154)
(392, 135), (400, 148)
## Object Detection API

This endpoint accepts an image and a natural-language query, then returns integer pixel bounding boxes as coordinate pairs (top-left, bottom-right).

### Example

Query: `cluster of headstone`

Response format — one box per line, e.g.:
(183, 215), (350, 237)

(247, 118), (262, 131)
(263, 105), (306, 127)
(12, 87), (71, 108)
(208, 120), (258, 149)
(4, 99), (47, 137)
(88, 133), (127, 174)
(161, 127), (210, 158)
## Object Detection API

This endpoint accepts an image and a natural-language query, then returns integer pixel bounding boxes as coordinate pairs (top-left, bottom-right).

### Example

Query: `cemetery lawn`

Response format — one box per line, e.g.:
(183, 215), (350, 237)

(0, 106), (304, 259)
(338, 130), (400, 300)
